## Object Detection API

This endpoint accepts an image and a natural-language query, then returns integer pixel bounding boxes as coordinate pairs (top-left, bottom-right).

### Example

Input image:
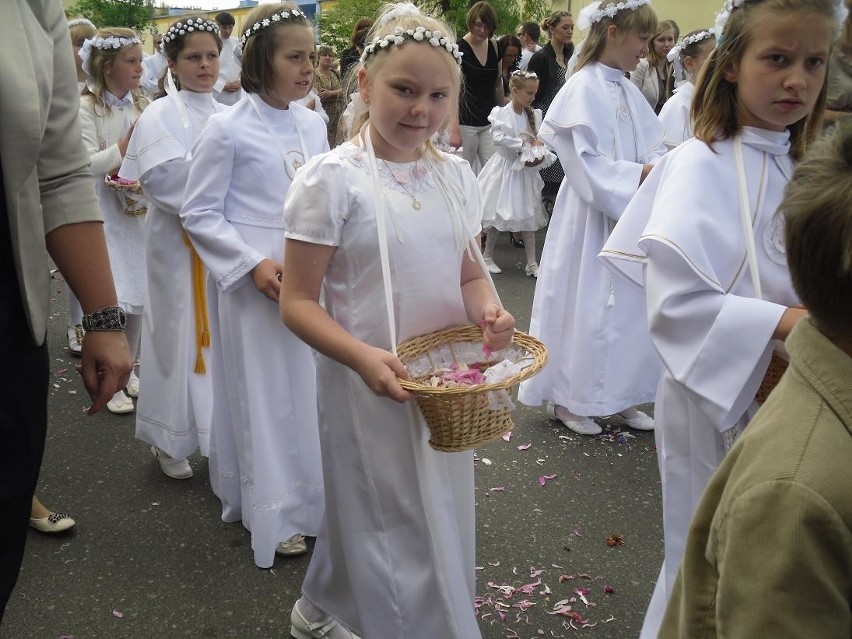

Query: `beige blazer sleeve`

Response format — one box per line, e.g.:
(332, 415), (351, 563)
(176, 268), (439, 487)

(2, 0), (102, 341)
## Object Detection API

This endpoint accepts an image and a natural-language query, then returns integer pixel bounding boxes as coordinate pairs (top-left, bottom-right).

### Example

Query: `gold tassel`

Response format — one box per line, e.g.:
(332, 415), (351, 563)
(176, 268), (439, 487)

(183, 232), (210, 374)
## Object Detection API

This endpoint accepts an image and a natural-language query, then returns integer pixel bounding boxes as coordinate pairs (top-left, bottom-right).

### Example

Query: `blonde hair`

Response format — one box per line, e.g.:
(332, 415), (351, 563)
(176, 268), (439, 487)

(81, 28), (147, 114)
(352, 4), (461, 159)
(69, 20), (97, 47)
(508, 73), (538, 135)
(575, 1), (658, 72)
(692, 0), (836, 161)
(782, 118), (852, 339)
(240, 2), (313, 95)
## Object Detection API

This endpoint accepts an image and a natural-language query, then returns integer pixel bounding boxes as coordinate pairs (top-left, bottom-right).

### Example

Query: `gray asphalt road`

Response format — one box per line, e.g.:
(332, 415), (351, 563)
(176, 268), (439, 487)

(2, 234), (663, 639)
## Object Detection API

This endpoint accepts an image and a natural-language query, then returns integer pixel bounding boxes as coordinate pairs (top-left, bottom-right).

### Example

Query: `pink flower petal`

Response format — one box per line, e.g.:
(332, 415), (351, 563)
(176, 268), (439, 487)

(517, 443), (532, 451)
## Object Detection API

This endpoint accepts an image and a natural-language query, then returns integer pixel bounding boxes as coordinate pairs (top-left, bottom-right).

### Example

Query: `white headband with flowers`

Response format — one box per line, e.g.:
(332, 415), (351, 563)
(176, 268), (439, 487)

(162, 17), (219, 44)
(239, 8), (306, 48)
(361, 26), (463, 65)
(511, 70), (539, 80)
(79, 35), (142, 79)
(577, 0), (653, 31)
(667, 29), (715, 81)
(715, 0), (848, 41)
(68, 18), (96, 30)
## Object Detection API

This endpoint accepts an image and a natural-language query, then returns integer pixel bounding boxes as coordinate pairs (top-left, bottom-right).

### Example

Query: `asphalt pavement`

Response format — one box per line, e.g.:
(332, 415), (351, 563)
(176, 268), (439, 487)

(1, 233), (663, 639)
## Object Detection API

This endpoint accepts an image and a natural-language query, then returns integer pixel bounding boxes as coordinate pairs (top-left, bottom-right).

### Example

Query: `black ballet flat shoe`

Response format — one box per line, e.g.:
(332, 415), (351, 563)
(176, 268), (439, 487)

(511, 237), (525, 248)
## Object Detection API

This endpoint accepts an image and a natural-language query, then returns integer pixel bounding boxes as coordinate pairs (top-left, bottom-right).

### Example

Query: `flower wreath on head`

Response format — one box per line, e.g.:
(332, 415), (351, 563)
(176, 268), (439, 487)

(576, 0), (653, 31)
(510, 70), (539, 80)
(68, 17), (96, 30)
(715, 0), (848, 42)
(79, 34), (142, 79)
(238, 8), (306, 49)
(162, 17), (219, 44)
(361, 26), (463, 65)
(666, 29), (715, 82)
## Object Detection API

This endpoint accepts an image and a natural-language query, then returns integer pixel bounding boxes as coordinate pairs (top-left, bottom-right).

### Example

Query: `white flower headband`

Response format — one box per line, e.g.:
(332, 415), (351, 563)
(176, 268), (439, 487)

(577, 0), (653, 31)
(79, 35), (142, 79)
(511, 70), (538, 79)
(68, 18), (96, 30)
(715, 0), (848, 41)
(361, 26), (463, 65)
(162, 17), (219, 44)
(667, 29), (715, 81)
(239, 8), (306, 48)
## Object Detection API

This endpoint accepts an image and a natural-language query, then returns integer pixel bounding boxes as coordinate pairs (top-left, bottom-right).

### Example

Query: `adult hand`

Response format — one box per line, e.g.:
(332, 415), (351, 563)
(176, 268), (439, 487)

(78, 331), (133, 415)
(251, 258), (283, 302)
(224, 80), (241, 92)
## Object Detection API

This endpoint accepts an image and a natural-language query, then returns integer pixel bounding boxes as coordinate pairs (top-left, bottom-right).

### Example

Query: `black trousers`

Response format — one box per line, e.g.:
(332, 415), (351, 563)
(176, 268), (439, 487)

(0, 240), (48, 622)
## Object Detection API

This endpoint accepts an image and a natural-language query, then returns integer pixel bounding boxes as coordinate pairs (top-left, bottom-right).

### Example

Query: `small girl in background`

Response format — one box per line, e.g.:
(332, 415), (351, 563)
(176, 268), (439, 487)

(64, 18), (98, 357)
(518, 0), (666, 436)
(180, 3), (326, 569)
(78, 28), (148, 415)
(279, 4), (515, 637)
(119, 17), (224, 479)
(658, 28), (716, 149)
(601, 0), (841, 635)
(478, 69), (555, 277)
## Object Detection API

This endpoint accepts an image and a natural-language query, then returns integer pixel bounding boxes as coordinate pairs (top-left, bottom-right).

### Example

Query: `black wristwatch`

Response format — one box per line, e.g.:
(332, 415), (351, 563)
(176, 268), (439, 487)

(81, 306), (127, 332)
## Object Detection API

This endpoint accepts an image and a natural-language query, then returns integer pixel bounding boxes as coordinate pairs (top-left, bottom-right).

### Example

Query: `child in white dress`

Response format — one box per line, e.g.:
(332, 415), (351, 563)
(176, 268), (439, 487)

(658, 28), (716, 149)
(119, 17), (225, 480)
(180, 3), (327, 568)
(64, 18), (98, 357)
(78, 28), (148, 415)
(279, 4), (516, 638)
(478, 70), (555, 278)
(600, 0), (840, 635)
(518, 0), (666, 436)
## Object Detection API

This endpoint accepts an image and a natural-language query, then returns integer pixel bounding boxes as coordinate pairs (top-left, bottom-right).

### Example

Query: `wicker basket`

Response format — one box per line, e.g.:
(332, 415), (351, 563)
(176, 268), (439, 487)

(396, 326), (548, 452)
(755, 352), (789, 404)
(104, 176), (147, 217)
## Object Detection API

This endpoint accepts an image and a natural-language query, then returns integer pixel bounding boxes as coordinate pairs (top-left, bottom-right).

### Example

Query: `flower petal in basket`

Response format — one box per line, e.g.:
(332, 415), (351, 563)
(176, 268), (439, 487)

(396, 326), (548, 452)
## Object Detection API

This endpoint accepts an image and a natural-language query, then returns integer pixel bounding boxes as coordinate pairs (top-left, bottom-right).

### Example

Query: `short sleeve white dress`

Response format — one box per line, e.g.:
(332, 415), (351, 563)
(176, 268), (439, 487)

(284, 141), (484, 639)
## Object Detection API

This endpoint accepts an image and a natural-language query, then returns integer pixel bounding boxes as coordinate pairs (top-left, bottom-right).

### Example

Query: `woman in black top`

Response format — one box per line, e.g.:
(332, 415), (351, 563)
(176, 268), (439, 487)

(451, 1), (505, 173)
(527, 11), (574, 211)
(338, 17), (373, 82)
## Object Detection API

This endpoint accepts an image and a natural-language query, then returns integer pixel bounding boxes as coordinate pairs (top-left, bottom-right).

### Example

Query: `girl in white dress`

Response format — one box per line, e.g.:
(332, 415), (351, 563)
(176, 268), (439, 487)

(517, 0), (666, 436)
(64, 18), (98, 357)
(180, 3), (327, 568)
(600, 0), (840, 635)
(119, 17), (225, 480)
(478, 70), (555, 278)
(78, 28), (148, 415)
(279, 4), (516, 638)
(658, 28), (716, 150)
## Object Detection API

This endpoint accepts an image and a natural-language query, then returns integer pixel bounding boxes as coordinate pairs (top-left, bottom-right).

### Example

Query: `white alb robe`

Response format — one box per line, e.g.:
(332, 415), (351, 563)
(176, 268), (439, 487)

(120, 90), (225, 459)
(657, 81), (694, 150)
(518, 62), (666, 416)
(181, 95), (328, 568)
(600, 128), (797, 638)
(477, 103), (554, 232)
(213, 37), (242, 106)
(284, 141), (483, 639)
(78, 92), (148, 313)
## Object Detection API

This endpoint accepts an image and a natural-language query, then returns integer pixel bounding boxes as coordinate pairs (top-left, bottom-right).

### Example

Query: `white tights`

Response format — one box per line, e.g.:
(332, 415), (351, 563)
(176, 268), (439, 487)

(483, 228), (537, 266)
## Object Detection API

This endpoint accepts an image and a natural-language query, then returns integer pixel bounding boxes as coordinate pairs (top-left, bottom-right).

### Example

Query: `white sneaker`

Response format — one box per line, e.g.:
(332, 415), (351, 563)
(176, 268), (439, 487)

(525, 263), (539, 278)
(547, 403), (602, 436)
(126, 370), (140, 398)
(290, 599), (361, 639)
(616, 408), (654, 431)
(483, 258), (502, 274)
(276, 533), (308, 556)
(150, 446), (193, 479)
(107, 391), (134, 415)
(68, 325), (83, 356)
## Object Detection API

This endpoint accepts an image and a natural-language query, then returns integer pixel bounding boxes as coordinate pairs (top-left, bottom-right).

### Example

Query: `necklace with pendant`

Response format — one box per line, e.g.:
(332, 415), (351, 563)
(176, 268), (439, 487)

(384, 159), (426, 211)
